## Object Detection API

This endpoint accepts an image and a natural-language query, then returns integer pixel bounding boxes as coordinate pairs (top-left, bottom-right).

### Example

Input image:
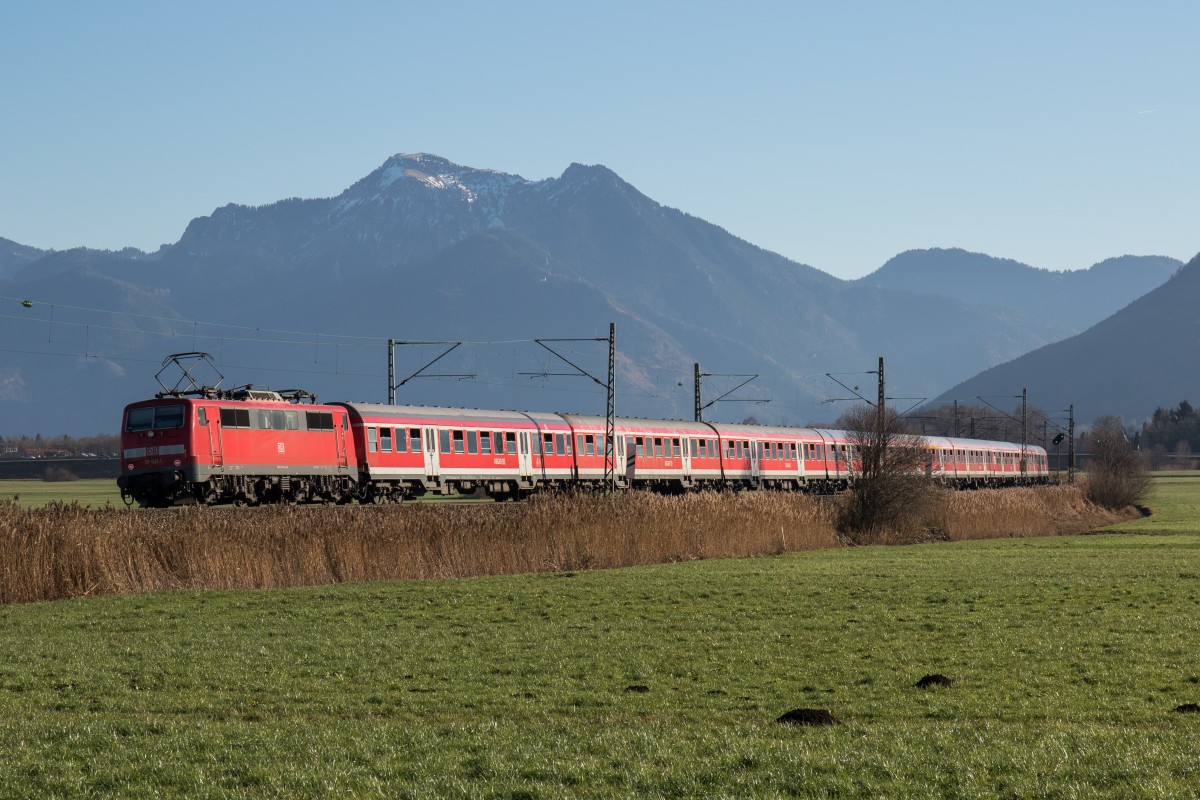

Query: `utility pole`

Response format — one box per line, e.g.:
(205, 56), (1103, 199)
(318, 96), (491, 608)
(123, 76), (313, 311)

(1020, 387), (1028, 479)
(954, 399), (959, 437)
(387, 338), (395, 404)
(1067, 404), (1075, 485)
(604, 323), (616, 493)
(694, 362), (702, 422)
(876, 356), (886, 475)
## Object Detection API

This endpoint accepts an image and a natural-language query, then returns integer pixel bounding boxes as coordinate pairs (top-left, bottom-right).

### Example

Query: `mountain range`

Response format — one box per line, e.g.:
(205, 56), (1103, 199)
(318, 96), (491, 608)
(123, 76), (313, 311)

(0, 154), (1185, 435)
(934, 251), (1200, 424)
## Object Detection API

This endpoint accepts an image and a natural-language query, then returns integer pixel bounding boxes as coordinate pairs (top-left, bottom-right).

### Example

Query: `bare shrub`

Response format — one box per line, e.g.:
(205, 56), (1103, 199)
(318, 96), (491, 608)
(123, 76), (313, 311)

(42, 467), (79, 482)
(836, 404), (933, 541)
(1084, 417), (1151, 510)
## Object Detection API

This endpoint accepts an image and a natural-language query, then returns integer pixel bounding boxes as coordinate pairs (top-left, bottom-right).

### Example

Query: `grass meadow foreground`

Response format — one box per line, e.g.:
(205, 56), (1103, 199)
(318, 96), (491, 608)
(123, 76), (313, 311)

(1, 479), (1198, 796)
(0, 478), (122, 509)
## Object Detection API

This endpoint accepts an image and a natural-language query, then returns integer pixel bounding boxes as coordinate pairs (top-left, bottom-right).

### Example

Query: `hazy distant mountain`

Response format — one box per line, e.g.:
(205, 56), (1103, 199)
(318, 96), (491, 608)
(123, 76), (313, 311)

(858, 248), (1180, 335)
(0, 236), (45, 279)
(932, 252), (1200, 425)
(0, 154), (1173, 434)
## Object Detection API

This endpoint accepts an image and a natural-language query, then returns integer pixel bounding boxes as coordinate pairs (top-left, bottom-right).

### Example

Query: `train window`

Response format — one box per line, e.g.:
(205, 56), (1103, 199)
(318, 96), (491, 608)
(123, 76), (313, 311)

(519, 433), (528, 455)
(411, 429), (423, 453)
(634, 436), (644, 457)
(126, 407), (155, 431)
(491, 432), (502, 454)
(396, 429), (407, 453)
(577, 434), (586, 455)
(137, 405), (176, 430)
(271, 410), (286, 430)
(439, 429), (451, 454)
(221, 408), (252, 428)
(531, 434), (540, 455)
(305, 411), (332, 431)
(597, 434), (605, 456)
(585, 435), (595, 456)
(506, 432), (517, 455)
(467, 431), (478, 455)
(154, 405), (184, 430)
(726, 440), (735, 458)
(197, 408), (208, 426)
(672, 438), (681, 457)
(542, 433), (553, 455)
(286, 411), (299, 430)
(554, 433), (565, 456)
(367, 427), (378, 453)
(697, 439), (706, 458)
(381, 428), (393, 453)
(453, 431), (465, 454)
(653, 438), (663, 458)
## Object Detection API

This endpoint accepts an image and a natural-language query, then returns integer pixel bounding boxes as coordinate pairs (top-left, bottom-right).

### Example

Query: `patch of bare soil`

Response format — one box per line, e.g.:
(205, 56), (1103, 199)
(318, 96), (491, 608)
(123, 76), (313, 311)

(915, 673), (954, 689)
(775, 708), (840, 726)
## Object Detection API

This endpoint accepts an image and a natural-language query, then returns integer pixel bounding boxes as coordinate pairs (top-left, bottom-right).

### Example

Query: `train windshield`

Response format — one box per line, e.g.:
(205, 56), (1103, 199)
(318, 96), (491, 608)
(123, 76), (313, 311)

(126, 404), (185, 432)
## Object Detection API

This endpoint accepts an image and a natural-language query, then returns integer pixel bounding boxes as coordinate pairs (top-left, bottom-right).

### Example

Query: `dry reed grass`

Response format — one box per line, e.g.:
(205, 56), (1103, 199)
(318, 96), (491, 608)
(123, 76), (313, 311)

(0, 485), (1128, 604)
(910, 484), (1132, 543)
(0, 492), (839, 604)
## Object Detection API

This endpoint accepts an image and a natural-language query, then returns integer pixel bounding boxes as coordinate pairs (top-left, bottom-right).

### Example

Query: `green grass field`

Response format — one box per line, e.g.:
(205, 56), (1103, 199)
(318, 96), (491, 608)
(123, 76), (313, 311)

(0, 474), (1198, 797)
(0, 478), (123, 509)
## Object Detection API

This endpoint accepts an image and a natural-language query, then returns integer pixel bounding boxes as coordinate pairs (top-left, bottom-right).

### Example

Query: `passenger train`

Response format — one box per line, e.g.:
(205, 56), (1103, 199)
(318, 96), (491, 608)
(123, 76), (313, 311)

(117, 388), (1049, 507)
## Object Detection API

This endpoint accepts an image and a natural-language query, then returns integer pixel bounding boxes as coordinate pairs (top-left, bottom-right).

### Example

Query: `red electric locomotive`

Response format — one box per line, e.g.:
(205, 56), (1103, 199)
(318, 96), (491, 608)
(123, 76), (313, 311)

(118, 388), (358, 507)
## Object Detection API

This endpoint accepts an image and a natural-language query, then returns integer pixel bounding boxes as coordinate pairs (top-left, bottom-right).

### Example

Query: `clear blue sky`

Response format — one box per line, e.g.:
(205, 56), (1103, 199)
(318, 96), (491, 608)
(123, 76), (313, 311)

(2, 0), (1196, 279)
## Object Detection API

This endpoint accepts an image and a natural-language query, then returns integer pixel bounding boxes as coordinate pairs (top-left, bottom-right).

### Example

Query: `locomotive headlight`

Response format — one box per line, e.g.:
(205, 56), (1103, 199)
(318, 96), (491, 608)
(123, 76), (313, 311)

(127, 464), (134, 471)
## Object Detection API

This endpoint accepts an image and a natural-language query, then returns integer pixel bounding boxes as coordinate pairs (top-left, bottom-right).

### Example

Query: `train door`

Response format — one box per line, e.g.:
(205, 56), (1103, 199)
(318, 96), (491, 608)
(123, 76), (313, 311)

(200, 407), (223, 466)
(749, 439), (761, 486)
(518, 431), (533, 486)
(614, 434), (626, 482)
(680, 436), (692, 483)
(422, 427), (438, 477)
(334, 413), (349, 468)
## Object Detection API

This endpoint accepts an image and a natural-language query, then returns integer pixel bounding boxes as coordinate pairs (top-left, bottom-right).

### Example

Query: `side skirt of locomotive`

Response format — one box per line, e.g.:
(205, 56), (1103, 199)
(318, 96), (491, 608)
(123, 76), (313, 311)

(119, 468), (358, 508)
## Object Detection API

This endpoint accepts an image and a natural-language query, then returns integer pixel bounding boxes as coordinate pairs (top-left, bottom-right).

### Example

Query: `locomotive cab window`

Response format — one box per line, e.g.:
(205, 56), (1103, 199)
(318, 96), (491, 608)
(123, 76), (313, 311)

(127, 404), (186, 432)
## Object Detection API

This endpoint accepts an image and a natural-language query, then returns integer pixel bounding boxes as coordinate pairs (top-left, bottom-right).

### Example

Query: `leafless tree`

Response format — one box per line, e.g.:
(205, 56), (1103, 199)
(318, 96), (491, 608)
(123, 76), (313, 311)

(1084, 416), (1151, 510)
(835, 404), (933, 540)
